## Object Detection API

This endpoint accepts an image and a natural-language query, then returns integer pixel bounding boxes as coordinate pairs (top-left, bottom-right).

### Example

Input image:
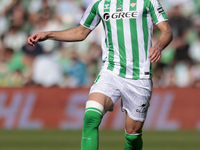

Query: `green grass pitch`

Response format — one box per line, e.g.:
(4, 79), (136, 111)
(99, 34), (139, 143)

(0, 130), (200, 150)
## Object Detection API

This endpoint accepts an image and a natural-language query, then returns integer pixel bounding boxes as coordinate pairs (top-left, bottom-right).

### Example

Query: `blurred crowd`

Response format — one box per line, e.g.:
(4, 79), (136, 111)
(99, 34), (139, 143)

(0, 0), (199, 88)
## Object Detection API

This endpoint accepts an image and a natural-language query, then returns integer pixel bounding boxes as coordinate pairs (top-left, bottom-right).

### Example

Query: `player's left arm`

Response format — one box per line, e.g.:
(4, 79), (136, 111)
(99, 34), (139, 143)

(148, 22), (173, 63)
(149, 21), (173, 63)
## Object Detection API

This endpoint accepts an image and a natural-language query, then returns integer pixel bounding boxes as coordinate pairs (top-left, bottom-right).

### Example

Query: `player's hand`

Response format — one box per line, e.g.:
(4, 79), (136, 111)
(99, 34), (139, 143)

(28, 32), (47, 47)
(148, 47), (162, 63)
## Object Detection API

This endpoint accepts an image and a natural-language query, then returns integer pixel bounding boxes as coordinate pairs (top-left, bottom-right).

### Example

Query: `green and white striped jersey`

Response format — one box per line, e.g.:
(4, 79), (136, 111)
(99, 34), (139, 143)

(80, 0), (168, 79)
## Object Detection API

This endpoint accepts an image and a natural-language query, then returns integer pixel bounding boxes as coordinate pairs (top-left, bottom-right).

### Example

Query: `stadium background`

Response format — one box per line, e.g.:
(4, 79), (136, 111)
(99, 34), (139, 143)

(0, 0), (200, 150)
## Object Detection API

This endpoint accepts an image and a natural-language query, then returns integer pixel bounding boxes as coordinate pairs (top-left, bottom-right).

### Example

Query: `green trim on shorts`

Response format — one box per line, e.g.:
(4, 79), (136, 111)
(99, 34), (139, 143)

(94, 75), (101, 84)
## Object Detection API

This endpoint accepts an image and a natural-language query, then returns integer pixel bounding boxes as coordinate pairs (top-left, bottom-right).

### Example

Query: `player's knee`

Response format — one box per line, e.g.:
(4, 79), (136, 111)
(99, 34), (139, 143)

(125, 127), (142, 135)
(83, 101), (105, 129)
(125, 119), (144, 134)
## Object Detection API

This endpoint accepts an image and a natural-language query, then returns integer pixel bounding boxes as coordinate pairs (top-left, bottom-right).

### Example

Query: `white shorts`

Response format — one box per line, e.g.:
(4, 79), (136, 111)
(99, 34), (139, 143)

(89, 69), (153, 122)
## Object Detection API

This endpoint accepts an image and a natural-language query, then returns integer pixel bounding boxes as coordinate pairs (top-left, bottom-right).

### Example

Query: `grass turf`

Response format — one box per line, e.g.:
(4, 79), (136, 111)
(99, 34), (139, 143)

(0, 130), (199, 150)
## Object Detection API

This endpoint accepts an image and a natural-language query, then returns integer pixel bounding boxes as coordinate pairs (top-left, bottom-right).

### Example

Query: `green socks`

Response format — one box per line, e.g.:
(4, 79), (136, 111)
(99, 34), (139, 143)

(81, 108), (103, 150)
(81, 101), (143, 150)
(124, 132), (143, 150)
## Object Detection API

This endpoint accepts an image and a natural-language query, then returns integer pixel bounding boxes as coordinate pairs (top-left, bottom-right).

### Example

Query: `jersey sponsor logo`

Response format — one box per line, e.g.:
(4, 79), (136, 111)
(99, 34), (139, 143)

(136, 104), (148, 113)
(157, 7), (164, 13)
(103, 13), (110, 21)
(103, 11), (139, 21)
(104, 4), (110, 10)
(130, 1), (137, 8)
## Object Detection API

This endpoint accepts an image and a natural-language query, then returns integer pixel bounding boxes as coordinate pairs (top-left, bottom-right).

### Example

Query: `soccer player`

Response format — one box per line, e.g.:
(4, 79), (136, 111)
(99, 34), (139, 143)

(28, 0), (173, 149)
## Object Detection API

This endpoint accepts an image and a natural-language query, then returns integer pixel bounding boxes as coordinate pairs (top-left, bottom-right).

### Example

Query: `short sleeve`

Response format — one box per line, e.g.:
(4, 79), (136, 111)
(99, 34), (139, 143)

(148, 0), (168, 25)
(80, 0), (101, 30)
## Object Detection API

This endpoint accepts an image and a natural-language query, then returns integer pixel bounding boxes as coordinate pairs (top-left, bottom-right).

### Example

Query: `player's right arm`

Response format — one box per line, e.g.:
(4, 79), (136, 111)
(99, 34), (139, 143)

(28, 25), (92, 47)
(28, 0), (100, 47)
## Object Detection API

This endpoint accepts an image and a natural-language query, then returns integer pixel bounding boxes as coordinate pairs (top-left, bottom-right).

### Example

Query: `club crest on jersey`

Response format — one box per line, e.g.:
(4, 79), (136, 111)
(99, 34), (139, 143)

(117, 5), (122, 11)
(103, 11), (138, 21)
(130, 1), (137, 8)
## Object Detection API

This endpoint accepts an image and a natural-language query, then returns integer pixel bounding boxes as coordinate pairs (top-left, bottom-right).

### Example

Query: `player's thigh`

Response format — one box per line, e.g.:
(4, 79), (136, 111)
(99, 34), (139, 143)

(88, 69), (121, 113)
(125, 112), (144, 134)
(121, 79), (152, 123)
(121, 79), (152, 134)
(87, 92), (114, 113)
